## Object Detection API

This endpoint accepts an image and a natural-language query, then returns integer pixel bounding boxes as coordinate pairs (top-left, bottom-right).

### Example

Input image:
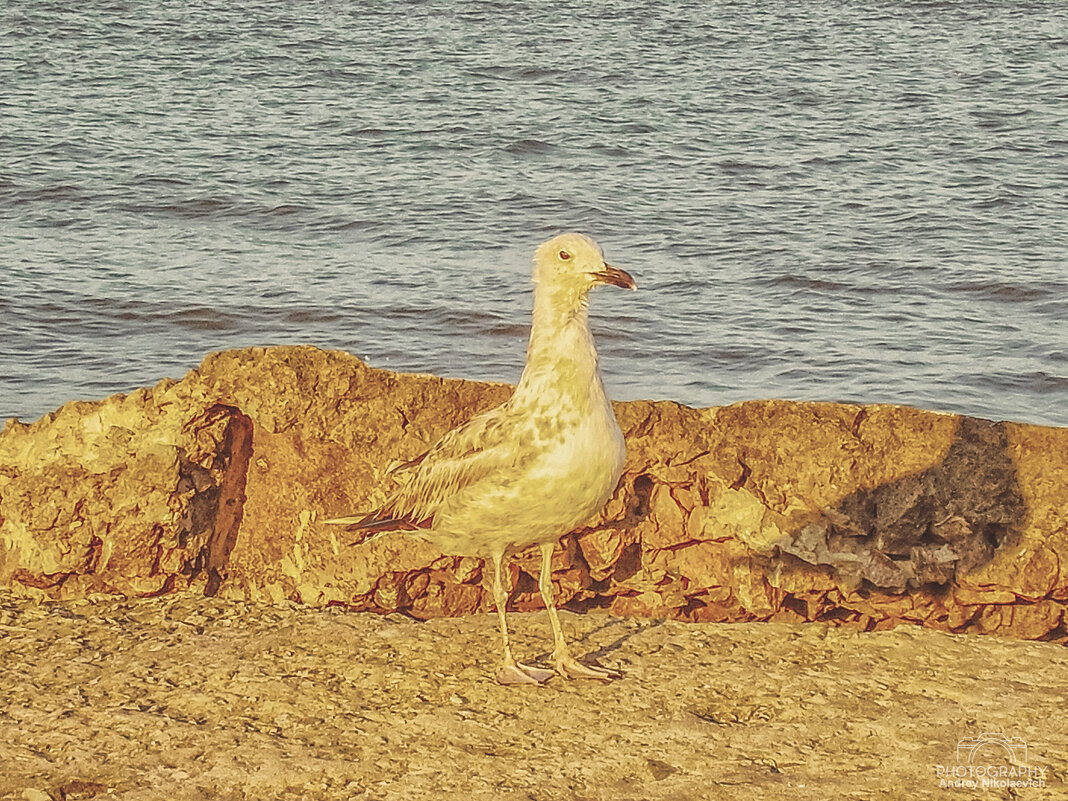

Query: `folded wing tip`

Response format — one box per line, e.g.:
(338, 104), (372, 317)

(322, 516), (366, 527)
(321, 510), (434, 536)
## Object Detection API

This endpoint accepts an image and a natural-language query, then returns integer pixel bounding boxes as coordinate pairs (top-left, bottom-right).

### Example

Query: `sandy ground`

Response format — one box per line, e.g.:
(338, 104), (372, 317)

(1, 589), (1065, 801)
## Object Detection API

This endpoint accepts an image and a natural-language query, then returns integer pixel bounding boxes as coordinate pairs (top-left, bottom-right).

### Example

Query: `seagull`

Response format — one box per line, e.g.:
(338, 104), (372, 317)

(326, 233), (635, 685)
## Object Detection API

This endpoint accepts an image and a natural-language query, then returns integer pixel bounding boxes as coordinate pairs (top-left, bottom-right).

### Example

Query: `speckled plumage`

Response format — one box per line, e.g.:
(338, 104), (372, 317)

(326, 233), (635, 684)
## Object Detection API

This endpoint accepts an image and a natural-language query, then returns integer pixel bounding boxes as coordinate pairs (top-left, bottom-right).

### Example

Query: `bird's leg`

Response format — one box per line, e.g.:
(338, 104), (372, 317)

(491, 550), (554, 685)
(538, 542), (622, 681)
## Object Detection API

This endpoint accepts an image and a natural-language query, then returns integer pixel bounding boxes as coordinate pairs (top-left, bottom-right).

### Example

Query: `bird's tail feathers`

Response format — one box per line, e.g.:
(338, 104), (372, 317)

(322, 508), (431, 545)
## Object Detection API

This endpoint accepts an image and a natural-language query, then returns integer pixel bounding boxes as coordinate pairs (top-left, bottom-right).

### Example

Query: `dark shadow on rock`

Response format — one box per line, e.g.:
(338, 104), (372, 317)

(178, 404), (254, 597)
(776, 416), (1026, 593)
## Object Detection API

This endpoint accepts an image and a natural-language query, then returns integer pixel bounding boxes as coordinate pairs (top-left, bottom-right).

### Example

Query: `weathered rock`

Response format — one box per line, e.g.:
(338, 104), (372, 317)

(1, 345), (1066, 642)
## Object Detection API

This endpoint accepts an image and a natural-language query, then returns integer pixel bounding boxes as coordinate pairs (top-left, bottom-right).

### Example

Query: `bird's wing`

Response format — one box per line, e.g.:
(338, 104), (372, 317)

(338, 402), (534, 532)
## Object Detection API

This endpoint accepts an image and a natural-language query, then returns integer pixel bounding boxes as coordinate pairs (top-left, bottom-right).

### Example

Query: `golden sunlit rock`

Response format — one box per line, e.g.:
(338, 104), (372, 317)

(2, 344), (1065, 643)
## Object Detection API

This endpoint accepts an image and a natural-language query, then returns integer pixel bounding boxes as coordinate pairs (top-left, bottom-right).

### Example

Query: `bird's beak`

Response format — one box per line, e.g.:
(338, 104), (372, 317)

(592, 263), (637, 290)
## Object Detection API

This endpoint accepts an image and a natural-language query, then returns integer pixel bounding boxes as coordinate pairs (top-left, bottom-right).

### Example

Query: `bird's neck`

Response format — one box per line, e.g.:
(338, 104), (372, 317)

(513, 282), (606, 405)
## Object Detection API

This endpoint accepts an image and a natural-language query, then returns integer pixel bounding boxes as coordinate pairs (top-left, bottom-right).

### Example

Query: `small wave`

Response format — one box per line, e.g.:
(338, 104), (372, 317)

(110, 195), (318, 228)
(974, 370), (1068, 396)
(946, 281), (1056, 303)
(165, 308), (242, 332)
(503, 138), (558, 156)
(133, 174), (194, 188)
(767, 275), (851, 292)
(326, 217), (385, 232)
(800, 153), (854, 167)
(466, 65), (569, 82)
(283, 308), (346, 325)
(343, 127), (393, 137)
(1024, 371), (1068, 393)
(716, 158), (777, 173)
(3, 184), (90, 205)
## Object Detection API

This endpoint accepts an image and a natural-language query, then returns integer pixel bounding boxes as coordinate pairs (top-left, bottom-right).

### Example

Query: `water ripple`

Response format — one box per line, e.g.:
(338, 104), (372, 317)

(1, 0), (1066, 427)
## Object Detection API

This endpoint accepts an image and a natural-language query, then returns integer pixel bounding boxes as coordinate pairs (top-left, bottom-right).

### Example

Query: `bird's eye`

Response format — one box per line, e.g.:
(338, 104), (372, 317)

(559, 250), (571, 260)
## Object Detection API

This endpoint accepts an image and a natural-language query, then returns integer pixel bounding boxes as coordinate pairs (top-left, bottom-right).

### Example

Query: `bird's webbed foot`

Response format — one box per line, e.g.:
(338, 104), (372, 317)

(553, 652), (623, 683)
(496, 661), (555, 686)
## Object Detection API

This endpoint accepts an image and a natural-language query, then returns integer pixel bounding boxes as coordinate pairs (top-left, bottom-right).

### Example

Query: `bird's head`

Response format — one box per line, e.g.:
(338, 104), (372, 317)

(532, 233), (636, 295)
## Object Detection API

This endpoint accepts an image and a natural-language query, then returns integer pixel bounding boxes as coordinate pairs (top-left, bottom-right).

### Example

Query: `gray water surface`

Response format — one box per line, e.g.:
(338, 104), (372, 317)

(3, 0), (1066, 426)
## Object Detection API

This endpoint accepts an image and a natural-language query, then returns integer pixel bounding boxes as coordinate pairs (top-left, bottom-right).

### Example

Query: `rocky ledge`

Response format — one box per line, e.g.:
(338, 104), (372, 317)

(1, 345), (1066, 643)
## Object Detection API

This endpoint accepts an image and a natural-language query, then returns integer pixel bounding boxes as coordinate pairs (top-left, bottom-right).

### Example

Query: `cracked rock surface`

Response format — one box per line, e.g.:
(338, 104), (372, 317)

(2, 590), (1066, 801)
(2, 345), (1067, 643)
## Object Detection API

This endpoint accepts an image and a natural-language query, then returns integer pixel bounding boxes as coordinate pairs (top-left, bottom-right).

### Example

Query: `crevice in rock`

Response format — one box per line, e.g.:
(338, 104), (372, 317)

(1039, 621), (1068, 642)
(202, 406), (254, 596)
(611, 542), (643, 584)
(632, 473), (654, 519)
(177, 404), (254, 597)
(850, 407), (868, 438)
(564, 593), (615, 613)
(730, 458), (752, 491)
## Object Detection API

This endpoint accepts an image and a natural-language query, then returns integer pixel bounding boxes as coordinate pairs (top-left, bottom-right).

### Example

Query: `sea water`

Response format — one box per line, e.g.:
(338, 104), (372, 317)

(2, 0), (1066, 425)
